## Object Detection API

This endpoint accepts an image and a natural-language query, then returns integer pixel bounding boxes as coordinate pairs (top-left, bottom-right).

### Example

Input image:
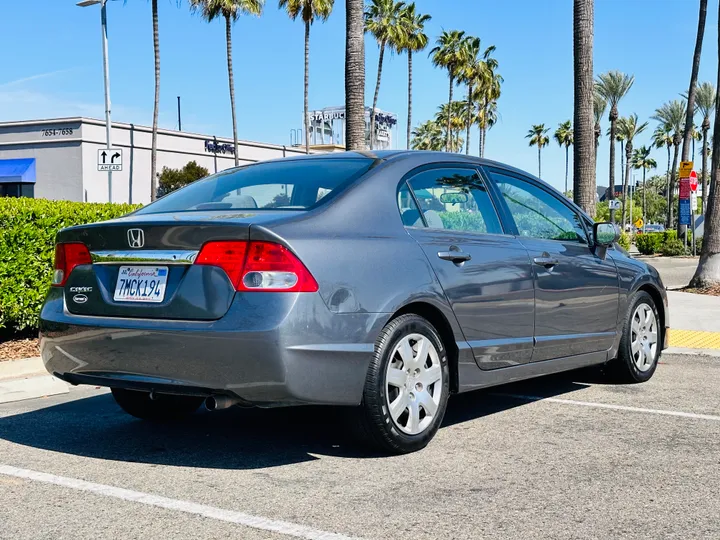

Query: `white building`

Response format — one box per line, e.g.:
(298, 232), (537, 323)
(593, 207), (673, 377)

(0, 117), (311, 204)
(307, 106), (398, 150)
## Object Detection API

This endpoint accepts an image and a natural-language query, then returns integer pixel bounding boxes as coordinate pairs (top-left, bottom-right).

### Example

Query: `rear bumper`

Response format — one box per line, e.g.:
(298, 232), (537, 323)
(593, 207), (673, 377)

(40, 288), (389, 406)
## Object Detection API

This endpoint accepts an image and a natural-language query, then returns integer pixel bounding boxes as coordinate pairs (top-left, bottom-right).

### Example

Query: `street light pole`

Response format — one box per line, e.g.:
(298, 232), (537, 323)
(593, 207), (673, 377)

(78, 0), (112, 203)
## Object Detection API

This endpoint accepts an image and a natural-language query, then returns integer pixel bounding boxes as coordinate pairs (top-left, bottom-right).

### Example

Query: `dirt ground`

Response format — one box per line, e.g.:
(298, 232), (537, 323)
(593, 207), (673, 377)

(0, 338), (39, 361)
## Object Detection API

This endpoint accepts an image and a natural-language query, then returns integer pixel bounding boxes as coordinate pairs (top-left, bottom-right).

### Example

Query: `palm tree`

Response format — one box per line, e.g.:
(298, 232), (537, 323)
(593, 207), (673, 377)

(595, 70), (634, 222)
(653, 124), (673, 217)
(652, 100), (686, 227)
(150, 0), (161, 201)
(430, 30), (467, 152)
(411, 120), (443, 150)
(474, 96), (497, 157)
(459, 38), (496, 156)
(526, 124), (550, 178)
(593, 92), (607, 169)
(365, 0), (404, 150)
(554, 120), (573, 195)
(690, 3), (720, 287)
(279, 0), (334, 155)
(610, 124), (625, 204)
(616, 114), (648, 228)
(574, 0), (595, 216)
(190, 0), (265, 167)
(436, 101), (466, 152)
(695, 82), (716, 212)
(479, 66), (501, 158)
(632, 145), (657, 232)
(681, 0), (708, 163)
(345, 0), (365, 150)
(396, 3), (430, 150)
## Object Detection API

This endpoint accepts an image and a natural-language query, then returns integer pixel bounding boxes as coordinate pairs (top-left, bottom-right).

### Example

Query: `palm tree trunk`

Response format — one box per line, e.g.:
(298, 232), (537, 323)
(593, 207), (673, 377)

(406, 50), (412, 150)
(481, 125), (487, 157)
(609, 119), (617, 222)
(623, 142), (632, 229)
(573, 0), (595, 217)
(345, 0), (365, 150)
(668, 143), (680, 228)
(619, 140), (625, 226)
(666, 146), (671, 224)
(565, 145), (569, 195)
(681, 0), (708, 162)
(304, 20), (310, 154)
(478, 126), (483, 157)
(702, 128), (709, 213)
(642, 166), (647, 232)
(369, 40), (386, 151)
(150, 0), (160, 202)
(224, 14), (239, 167)
(465, 85), (473, 155)
(690, 17), (720, 287)
(538, 145), (542, 178)
(446, 75), (454, 152)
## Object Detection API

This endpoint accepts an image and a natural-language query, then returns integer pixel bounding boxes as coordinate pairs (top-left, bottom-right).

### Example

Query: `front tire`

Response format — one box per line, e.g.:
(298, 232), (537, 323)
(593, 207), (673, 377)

(111, 388), (204, 422)
(358, 314), (450, 454)
(610, 291), (661, 383)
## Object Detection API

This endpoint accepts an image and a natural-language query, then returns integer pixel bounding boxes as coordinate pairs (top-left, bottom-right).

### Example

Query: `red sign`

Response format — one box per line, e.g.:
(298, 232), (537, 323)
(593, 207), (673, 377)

(679, 177), (691, 199)
(689, 170), (698, 191)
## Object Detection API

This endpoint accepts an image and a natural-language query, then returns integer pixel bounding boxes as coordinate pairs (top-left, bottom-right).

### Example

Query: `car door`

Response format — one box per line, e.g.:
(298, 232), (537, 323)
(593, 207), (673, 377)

(400, 165), (535, 370)
(484, 167), (620, 362)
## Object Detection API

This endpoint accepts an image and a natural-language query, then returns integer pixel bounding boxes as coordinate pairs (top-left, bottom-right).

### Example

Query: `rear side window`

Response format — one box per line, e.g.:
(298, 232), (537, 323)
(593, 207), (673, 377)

(401, 168), (503, 235)
(136, 158), (374, 214)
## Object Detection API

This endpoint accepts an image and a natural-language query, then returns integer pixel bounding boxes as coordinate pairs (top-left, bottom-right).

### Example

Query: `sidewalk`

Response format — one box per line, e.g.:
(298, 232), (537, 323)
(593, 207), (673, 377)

(667, 291), (720, 353)
(0, 357), (68, 404)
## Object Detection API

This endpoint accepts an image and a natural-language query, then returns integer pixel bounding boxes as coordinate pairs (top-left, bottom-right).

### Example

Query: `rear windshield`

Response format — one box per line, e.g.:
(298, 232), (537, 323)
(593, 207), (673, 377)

(136, 158), (374, 214)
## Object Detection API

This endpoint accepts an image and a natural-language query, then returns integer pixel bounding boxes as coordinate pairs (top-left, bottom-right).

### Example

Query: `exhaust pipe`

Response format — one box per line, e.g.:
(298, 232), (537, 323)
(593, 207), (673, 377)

(204, 395), (241, 411)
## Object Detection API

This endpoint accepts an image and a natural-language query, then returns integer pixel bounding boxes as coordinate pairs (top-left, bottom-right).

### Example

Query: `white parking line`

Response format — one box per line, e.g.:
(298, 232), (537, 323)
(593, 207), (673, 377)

(492, 393), (720, 422)
(0, 465), (360, 540)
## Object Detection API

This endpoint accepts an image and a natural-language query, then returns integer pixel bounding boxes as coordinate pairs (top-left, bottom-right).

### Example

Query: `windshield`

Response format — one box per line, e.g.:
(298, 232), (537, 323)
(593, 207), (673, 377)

(136, 158), (375, 214)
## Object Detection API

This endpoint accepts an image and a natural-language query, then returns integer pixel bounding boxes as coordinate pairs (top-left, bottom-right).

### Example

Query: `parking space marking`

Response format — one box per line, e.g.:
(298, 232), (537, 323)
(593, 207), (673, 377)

(492, 393), (720, 422)
(0, 465), (361, 540)
(669, 329), (720, 349)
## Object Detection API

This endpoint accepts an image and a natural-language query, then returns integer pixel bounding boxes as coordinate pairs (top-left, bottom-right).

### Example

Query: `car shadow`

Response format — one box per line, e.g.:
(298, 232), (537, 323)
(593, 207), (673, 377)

(0, 370), (595, 469)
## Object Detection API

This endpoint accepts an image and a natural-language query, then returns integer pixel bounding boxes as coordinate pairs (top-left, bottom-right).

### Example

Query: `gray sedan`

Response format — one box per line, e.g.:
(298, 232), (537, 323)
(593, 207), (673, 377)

(40, 151), (668, 454)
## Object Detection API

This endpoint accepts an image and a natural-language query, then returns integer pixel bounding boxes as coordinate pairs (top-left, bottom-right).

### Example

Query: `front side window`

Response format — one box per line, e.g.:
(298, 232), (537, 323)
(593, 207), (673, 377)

(402, 168), (503, 235)
(136, 158), (374, 214)
(489, 170), (587, 243)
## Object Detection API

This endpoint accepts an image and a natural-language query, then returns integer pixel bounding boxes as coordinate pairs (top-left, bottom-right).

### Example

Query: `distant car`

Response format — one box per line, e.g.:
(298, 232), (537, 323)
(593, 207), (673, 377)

(40, 151), (669, 454)
(638, 224), (666, 234)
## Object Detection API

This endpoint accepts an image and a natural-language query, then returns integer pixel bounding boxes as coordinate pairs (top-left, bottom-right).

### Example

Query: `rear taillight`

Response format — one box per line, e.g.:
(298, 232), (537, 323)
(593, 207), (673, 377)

(195, 240), (318, 293)
(52, 242), (92, 286)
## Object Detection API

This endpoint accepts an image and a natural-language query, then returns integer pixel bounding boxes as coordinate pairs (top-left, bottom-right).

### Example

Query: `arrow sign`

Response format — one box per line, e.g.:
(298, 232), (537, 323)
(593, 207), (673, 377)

(98, 148), (123, 171)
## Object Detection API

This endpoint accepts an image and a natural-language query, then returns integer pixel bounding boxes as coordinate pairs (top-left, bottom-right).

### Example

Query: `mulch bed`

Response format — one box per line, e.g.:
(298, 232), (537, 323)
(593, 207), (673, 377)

(681, 285), (720, 296)
(0, 338), (39, 361)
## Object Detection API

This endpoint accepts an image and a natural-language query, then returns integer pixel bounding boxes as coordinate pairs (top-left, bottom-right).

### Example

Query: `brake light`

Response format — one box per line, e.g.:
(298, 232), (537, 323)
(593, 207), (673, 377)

(194, 241), (248, 288)
(52, 242), (92, 286)
(195, 240), (318, 293)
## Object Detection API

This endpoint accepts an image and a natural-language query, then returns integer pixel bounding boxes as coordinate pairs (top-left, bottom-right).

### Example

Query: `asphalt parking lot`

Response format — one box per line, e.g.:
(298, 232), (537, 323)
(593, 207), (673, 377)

(1, 353), (719, 540)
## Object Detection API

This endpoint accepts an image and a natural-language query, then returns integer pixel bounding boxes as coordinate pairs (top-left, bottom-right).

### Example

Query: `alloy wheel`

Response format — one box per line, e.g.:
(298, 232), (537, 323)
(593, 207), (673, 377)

(630, 302), (658, 372)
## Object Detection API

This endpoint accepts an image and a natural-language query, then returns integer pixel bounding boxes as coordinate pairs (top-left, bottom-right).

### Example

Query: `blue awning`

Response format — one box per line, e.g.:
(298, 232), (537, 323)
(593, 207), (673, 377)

(0, 158), (36, 184)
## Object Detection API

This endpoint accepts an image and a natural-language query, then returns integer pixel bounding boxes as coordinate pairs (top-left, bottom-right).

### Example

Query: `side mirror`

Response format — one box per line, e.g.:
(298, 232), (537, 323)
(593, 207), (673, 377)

(593, 222), (620, 247)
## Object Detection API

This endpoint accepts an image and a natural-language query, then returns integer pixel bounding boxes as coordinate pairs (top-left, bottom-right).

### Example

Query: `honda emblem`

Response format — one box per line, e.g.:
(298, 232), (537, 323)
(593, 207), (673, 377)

(127, 228), (145, 248)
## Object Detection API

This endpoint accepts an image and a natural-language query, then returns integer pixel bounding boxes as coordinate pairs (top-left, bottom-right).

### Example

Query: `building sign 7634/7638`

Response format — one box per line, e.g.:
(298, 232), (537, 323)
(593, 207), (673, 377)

(204, 140), (235, 155)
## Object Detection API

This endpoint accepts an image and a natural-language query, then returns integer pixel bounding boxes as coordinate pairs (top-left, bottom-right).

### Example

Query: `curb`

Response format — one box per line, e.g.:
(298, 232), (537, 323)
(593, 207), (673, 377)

(0, 357), (69, 405)
(665, 347), (720, 358)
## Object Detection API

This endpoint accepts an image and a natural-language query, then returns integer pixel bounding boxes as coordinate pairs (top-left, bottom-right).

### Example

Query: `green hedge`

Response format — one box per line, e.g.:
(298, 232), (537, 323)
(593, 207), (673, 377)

(618, 232), (631, 251)
(636, 232), (664, 255)
(0, 198), (140, 332)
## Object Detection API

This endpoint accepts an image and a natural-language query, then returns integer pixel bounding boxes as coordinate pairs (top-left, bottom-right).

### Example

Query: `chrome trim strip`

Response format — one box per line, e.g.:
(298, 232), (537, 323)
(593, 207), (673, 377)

(90, 250), (198, 265)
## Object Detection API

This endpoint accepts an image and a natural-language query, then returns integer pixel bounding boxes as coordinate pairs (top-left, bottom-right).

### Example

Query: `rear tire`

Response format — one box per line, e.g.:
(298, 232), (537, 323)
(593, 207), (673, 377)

(111, 388), (204, 422)
(358, 314), (450, 454)
(609, 291), (661, 383)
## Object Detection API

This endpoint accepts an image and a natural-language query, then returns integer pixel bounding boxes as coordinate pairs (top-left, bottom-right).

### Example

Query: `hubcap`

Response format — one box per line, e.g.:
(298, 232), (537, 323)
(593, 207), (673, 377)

(630, 303), (658, 372)
(385, 333), (443, 435)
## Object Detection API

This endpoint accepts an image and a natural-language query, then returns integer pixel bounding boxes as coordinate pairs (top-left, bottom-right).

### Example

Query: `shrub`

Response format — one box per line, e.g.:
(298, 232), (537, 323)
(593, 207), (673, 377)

(157, 161), (209, 197)
(0, 198), (141, 333)
(617, 232), (631, 251)
(695, 236), (704, 254)
(636, 232), (663, 255)
(660, 238), (688, 257)
(438, 212), (489, 233)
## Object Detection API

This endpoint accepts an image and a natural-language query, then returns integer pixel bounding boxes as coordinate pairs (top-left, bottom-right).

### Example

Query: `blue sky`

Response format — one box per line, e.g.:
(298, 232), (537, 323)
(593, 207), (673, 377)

(0, 0), (717, 193)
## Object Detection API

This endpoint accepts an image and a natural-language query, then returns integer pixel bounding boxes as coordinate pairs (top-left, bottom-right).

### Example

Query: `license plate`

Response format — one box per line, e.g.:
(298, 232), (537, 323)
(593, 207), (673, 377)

(113, 266), (168, 303)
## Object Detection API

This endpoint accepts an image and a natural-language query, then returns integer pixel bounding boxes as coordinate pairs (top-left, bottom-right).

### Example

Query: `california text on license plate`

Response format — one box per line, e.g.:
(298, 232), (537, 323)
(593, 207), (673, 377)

(113, 266), (168, 303)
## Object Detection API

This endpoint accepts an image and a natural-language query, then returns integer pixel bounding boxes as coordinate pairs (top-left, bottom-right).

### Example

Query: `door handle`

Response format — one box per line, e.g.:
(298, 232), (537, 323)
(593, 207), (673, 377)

(438, 251), (472, 263)
(533, 256), (559, 268)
